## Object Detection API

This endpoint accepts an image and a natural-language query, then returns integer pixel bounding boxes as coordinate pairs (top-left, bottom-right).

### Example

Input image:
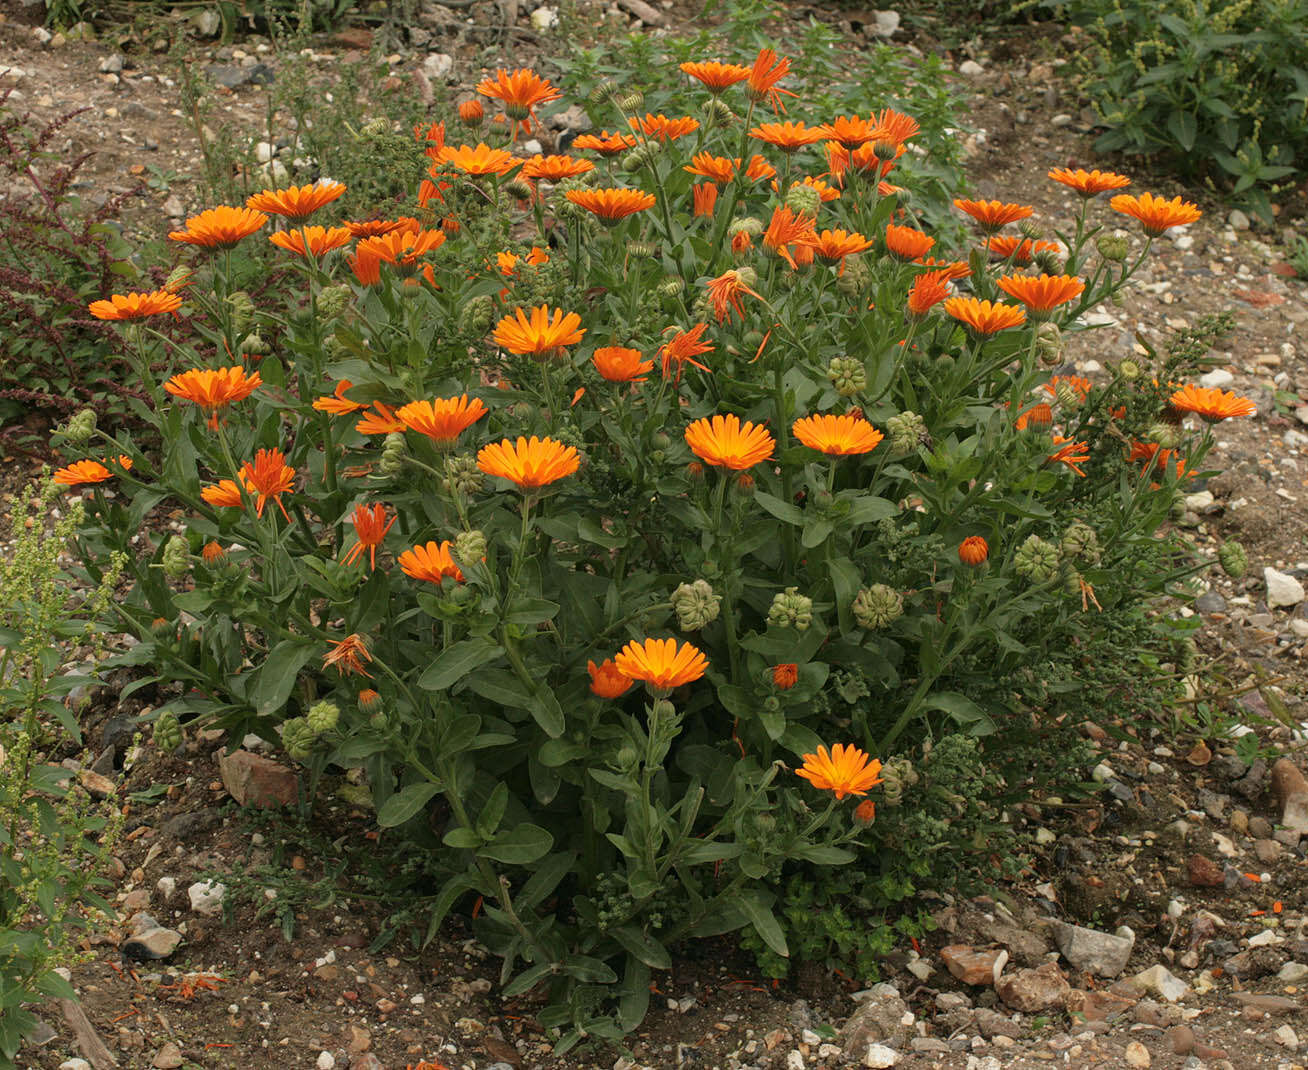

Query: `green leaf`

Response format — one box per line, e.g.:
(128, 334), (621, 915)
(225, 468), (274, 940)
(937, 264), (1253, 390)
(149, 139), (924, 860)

(562, 955), (618, 983)
(611, 926), (671, 969)
(754, 490), (804, 525)
(501, 960), (556, 998)
(923, 691), (995, 735)
(515, 851), (576, 910)
(737, 891), (788, 957)
(376, 782), (441, 827)
(476, 783), (509, 838)
(1166, 110), (1198, 151)
(442, 826), (484, 849)
(479, 822), (553, 864)
(796, 844), (856, 865)
(538, 739), (588, 766)
(527, 685), (566, 738)
(418, 639), (505, 691)
(505, 598), (560, 626)
(801, 518), (833, 548)
(252, 639), (317, 715)
(844, 495), (896, 525)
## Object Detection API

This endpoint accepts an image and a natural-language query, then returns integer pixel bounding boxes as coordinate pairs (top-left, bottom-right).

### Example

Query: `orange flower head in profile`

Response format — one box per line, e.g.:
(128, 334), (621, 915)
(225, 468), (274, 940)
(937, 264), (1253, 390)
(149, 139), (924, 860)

(958, 535), (989, 566)
(679, 60), (752, 92)
(870, 107), (921, 146)
(819, 115), (876, 148)
(201, 540), (226, 564)
(812, 229), (872, 268)
(571, 130), (637, 155)
(324, 633), (373, 679)
(613, 637), (708, 691)
(437, 143), (523, 177)
(944, 297), (1026, 335)
(247, 180), (346, 222)
(344, 503), (397, 570)
(684, 413), (775, 471)
(587, 658), (635, 699)
(786, 175), (841, 202)
(684, 152), (738, 185)
(476, 436), (580, 490)
(355, 401), (405, 436)
(496, 247), (549, 276)
(458, 98), (485, 125)
(884, 223), (934, 261)
(164, 366), (262, 427)
(202, 447), (295, 520)
(953, 198), (1034, 233)
(397, 395), (488, 445)
(593, 346), (653, 382)
(986, 235), (1061, 264)
(88, 288), (182, 321)
(314, 380), (365, 416)
(792, 413), (884, 456)
(565, 187), (656, 224)
(853, 798), (877, 824)
(1048, 435), (1091, 477)
(906, 269), (952, 319)
(1048, 167), (1131, 197)
(629, 113), (700, 142)
(772, 663), (798, 690)
(746, 47), (795, 112)
(996, 273), (1086, 316)
(659, 323), (715, 381)
(761, 205), (817, 268)
(1015, 402), (1054, 430)
(398, 541), (465, 584)
(1042, 375), (1092, 403)
(1169, 384), (1256, 422)
(705, 268), (762, 324)
(168, 205), (268, 248)
(749, 120), (826, 152)
(1110, 192), (1201, 235)
(492, 305), (585, 358)
(53, 459), (113, 487)
(915, 256), (971, 281)
(476, 67), (561, 132)
(268, 225), (353, 258)
(796, 743), (883, 800)
(692, 182), (718, 218)
(350, 228), (447, 282)
(520, 154), (595, 181)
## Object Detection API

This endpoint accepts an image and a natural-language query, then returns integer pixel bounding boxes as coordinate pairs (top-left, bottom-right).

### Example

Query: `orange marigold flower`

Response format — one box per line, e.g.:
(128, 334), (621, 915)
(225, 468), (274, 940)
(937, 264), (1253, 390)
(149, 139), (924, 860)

(792, 413), (883, 456)
(812, 228), (873, 267)
(705, 269), (762, 324)
(241, 447), (296, 520)
(587, 658), (635, 698)
(1048, 435), (1090, 477)
(456, 97), (485, 124)
(169, 205), (268, 248)
(1042, 375), (1092, 402)
(324, 633), (373, 678)
(476, 436), (580, 489)
(53, 459), (113, 486)
(396, 396), (488, 444)
(996, 273), (1086, 314)
(749, 120), (826, 152)
(201, 479), (245, 510)
(414, 120), (446, 157)
(958, 535), (989, 566)
(201, 540), (226, 564)
(1128, 440), (1189, 482)
(164, 366), (262, 427)
(915, 256), (971, 280)
(247, 180), (346, 222)
(684, 152), (738, 185)
(679, 60), (752, 92)
(870, 108), (921, 145)
(1168, 384), (1256, 422)
(884, 223), (934, 261)
(1048, 167), (1131, 197)
(88, 288), (182, 321)
(398, 540), (464, 584)
(571, 130), (637, 155)
(1110, 192), (1201, 236)
(1015, 402), (1053, 430)
(772, 663), (798, 690)
(985, 235), (1061, 263)
(819, 115), (876, 148)
(351, 229), (448, 281)
(732, 229), (753, 256)
(954, 198), (1033, 233)
(796, 743), (883, 800)
(762, 205), (817, 268)
(344, 503), (396, 570)
(418, 176), (453, 208)
(613, 637), (708, 690)
(746, 47), (795, 113)
(496, 247), (549, 276)
(745, 154), (777, 181)
(492, 305), (585, 358)
(343, 217), (421, 238)
(520, 153), (594, 181)
(693, 182), (718, 218)
(684, 413), (774, 470)
(659, 322), (715, 380)
(565, 187), (656, 223)
(786, 176), (841, 202)
(629, 113), (700, 142)
(437, 143), (522, 176)
(906, 269), (952, 318)
(593, 346), (653, 382)
(476, 68), (561, 132)
(268, 225), (353, 258)
(358, 687), (383, 711)
(356, 401), (406, 435)
(853, 798), (877, 824)
(944, 297), (1026, 335)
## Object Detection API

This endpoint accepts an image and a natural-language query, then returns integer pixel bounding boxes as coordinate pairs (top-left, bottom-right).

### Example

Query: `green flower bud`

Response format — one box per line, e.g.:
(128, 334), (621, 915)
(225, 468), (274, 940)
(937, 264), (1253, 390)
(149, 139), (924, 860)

(505, 178), (534, 201)
(616, 90), (644, 113)
(360, 117), (390, 138)
(763, 695), (781, 713)
(852, 584), (903, 630)
(453, 530), (487, 571)
(153, 710), (183, 752)
(443, 453), (483, 495)
(1015, 534), (1060, 583)
(1097, 235), (1129, 262)
(369, 709), (390, 732)
(785, 183), (821, 217)
(1036, 321), (1064, 368)
(651, 432), (672, 451)
(164, 265), (194, 293)
(658, 275), (684, 298)
(827, 356), (866, 397)
(226, 291), (255, 335)
(886, 411), (929, 453)
(627, 239), (658, 258)
(63, 408), (98, 445)
(1018, 219), (1042, 241)
(1147, 422), (1181, 449)
(616, 744), (639, 770)
(729, 217), (764, 239)
(651, 699), (676, 719)
(1055, 380), (1080, 409)
(589, 80), (615, 106)
(317, 284), (352, 320)
(307, 700), (340, 735)
(671, 579), (721, 631)
(239, 332), (270, 356)
(1118, 358), (1140, 380)
(322, 335), (350, 362)
(768, 586), (813, 631)
(161, 535), (190, 580)
(459, 295), (494, 334)
(1061, 521), (1101, 565)
(703, 97), (733, 126)
(1033, 248), (1064, 276)
(282, 717), (317, 761)
(1218, 540), (1247, 579)
(379, 432), (407, 477)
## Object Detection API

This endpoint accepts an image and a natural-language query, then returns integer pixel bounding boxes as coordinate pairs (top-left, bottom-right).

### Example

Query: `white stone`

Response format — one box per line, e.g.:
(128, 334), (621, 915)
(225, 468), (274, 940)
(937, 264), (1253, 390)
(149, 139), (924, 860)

(1199, 368), (1234, 389)
(255, 141), (275, 163)
(529, 5), (559, 30)
(0, 65), (27, 85)
(1132, 963), (1190, 1002)
(32, 26), (52, 44)
(1228, 209), (1251, 230)
(187, 880), (226, 917)
(316, 1053), (336, 1070)
(59, 1061), (92, 1070)
(864, 1044), (900, 1068)
(958, 60), (985, 79)
(1265, 567), (1306, 608)
(1173, 234), (1194, 251)
(1124, 1040), (1151, 1067)
(871, 10), (900, 36)
(1274, 1024), (1299, 1049)
(1277, 962), (1308, 982)
(1184, 490), (1214, 510)
(156, 876), (176, 899)
(193, 8), (221, 35)
(785, 1051), (805, 1070)
(1248, 929), (1282, 946)
(422, 53), (454, 82)
(1291, 619), (1308, 639)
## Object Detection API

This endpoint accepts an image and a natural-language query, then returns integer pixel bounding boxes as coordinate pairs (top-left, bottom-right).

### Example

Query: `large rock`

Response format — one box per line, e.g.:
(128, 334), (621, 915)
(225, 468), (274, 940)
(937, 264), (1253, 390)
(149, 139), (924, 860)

(841, 990), (911, 1055)
(188, 880), (226, 917)
(1271, 758), (1308, 834)
(122, 913), (181, 961)
(995, 963), (1070, 1012)
(1265, 567), (1305, 608)
(219, 749), (298, 808)
(1051, 921), (1135, 978)
(941, 945), (1006, 986)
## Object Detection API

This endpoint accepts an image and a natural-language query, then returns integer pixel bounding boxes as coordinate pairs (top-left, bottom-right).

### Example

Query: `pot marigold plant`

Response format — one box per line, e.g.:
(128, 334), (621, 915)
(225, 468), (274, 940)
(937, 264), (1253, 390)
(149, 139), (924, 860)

(62, 46), (1248, 1049)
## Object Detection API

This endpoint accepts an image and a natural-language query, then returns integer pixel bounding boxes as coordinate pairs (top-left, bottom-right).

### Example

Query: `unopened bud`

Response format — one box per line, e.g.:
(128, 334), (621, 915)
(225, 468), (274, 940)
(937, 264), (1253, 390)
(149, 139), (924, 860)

(307, 700), (340, 735)
(153, 710), (183, 752)
(627, 239), (658, 258)
(658, 275), (684, 298)
(1118, 358), (1140, 380)
(785, 184), (821, 216)
(1218, 540), (1247, 579)
(616, 90), (645, 113)
(703, 97), (733, 125)
(1147, 422), (1180, 448)
(505, 178), (534, 201)
(458, 99), (484, 126)
(453, 530), (487, 570)
(852, 584), (903, 630)
(161, 535), (190, 580)
(317, 283), (352, 320)
(227, 290), (255, 334)
(239, 332), (270, 356)
(63, 408), (97, 445)
(360, 117), (389, 138)
(671, 579), (721, 631)
(729, 217), (764, 239)
(1097, 234), (1129, 262)
(1018, 219), (1042, 240)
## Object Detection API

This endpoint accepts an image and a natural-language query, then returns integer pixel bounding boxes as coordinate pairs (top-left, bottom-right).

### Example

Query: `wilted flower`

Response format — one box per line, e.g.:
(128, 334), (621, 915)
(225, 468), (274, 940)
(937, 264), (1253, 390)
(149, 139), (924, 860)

(344, 503), (396, 570)
(1061, 522), (1101, 565)
(324, 633), (373, 678)
(671, 579), (721, 631)
(852, 584), (903, 630)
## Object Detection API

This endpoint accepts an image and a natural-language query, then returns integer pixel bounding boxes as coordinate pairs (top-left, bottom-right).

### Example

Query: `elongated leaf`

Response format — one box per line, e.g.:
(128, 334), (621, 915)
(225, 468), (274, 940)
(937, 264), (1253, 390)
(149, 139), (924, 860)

(418, 639), (504, 691)
(738, 891), (788, 957)
(479, 822), (553, 864)
(376, 782), (441, 827)
(252, 639), (317, 715)
(477, 783), (509, 838)
(754, 490), (804, 525)
(611, 926), (671, 969)
(924, 691), (995, 735)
